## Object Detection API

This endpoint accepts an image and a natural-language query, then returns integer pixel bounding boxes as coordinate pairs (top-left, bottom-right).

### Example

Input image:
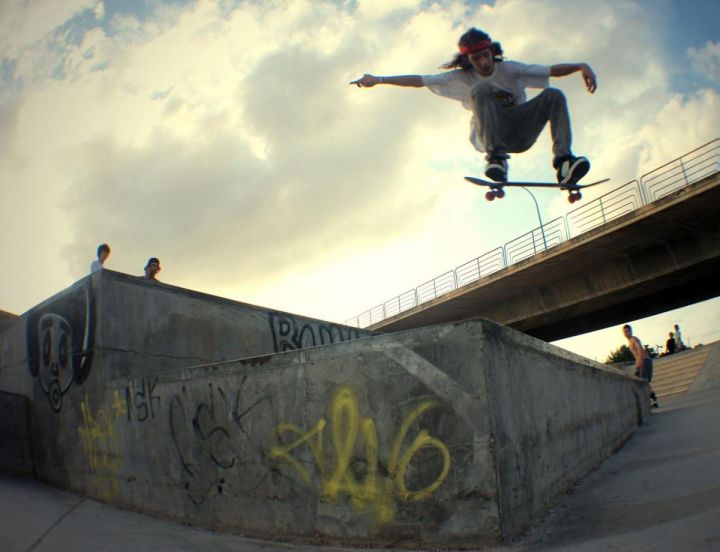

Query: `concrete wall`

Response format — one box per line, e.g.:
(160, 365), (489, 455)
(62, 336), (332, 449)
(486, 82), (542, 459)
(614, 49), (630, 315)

(0, 309), (18, 334)
(0, 271), (372, 495)
(0, 273), (649, 548)
(689, 342), (720, 393)
(0, 391), (34, 477)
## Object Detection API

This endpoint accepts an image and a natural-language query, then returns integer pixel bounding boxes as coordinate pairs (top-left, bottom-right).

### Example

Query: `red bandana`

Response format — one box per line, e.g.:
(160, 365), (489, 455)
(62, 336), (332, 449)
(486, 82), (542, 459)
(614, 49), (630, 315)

(458, 40), (492, 55)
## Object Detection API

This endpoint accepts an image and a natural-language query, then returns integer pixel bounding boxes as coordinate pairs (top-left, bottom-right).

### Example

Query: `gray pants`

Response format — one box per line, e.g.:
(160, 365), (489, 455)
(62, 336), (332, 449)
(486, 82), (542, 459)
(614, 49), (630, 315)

(471, 82), (572, 160)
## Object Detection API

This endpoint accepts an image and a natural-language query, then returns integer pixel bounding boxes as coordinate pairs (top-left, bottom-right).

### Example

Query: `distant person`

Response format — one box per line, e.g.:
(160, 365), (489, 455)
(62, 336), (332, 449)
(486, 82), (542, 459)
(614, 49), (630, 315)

(623, 324), (659, 408)
(143, 257), (161, 281)
(665, 332), (676, 355)
(90, 243), (111, 273)
(674, 324), (686, 351)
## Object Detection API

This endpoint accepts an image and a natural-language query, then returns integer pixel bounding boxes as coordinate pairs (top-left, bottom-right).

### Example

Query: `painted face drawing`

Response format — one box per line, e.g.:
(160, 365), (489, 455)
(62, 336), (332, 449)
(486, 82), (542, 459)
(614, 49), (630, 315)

(26, 282), (95, 413)
(38, 313), (75, 412)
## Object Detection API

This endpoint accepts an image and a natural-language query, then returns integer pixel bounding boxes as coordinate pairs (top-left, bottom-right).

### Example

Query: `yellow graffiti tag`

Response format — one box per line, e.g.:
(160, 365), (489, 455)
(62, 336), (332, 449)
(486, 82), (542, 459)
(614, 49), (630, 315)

(78, 394), (122, 499)
(270, 386), (451, 523)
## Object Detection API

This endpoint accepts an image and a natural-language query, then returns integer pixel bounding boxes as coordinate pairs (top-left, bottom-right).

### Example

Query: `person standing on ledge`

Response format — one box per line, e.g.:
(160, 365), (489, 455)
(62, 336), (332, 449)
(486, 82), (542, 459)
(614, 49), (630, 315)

(351, 27), (597, 184)
(665, 332), (677, 355)
(90, 243), (111, 273)
(143, 257), (161, 281)
(623, 324), (659, 408)
(673, 323), (686, 351)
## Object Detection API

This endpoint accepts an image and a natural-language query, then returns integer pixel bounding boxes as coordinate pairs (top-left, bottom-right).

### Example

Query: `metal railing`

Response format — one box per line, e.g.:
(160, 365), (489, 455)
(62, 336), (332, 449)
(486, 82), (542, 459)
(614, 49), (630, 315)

(455, 247), (505, 287)
(642, 139), (720, 201)
(345, 138), (720, 328)
(506, 217), (566, 265)
(566, 180), (643, 236)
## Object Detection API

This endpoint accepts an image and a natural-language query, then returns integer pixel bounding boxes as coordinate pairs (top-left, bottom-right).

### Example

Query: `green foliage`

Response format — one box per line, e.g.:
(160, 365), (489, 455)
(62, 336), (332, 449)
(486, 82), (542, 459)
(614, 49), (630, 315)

(605, 344), (634, 364)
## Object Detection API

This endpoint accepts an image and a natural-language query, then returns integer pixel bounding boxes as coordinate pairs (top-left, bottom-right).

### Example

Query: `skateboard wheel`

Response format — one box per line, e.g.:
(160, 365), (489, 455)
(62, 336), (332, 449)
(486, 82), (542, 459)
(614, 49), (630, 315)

(485, 191), (496, 201)
(567, 194), (576, 204)
(495, 189), (505, 199)
(576, 192), (582, 200)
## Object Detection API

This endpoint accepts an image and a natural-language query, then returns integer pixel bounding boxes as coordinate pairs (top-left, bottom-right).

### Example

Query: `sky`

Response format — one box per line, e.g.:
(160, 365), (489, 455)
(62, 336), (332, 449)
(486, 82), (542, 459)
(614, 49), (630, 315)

(1, 0), (719, 361)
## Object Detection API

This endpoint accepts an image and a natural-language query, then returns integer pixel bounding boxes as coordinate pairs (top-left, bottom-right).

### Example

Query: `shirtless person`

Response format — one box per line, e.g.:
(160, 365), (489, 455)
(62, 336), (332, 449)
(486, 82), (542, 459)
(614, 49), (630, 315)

(623, 324), (659, 408)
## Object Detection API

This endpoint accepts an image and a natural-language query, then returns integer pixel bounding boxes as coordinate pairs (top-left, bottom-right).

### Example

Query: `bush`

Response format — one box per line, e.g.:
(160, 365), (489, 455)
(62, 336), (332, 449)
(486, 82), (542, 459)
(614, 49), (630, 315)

(605, 344), (634, 364)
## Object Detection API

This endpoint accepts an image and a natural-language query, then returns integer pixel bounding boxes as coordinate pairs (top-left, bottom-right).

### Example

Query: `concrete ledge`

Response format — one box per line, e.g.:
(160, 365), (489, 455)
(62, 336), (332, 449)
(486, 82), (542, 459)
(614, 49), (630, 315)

(689, 342), (720, 393)
(0, 273), (649, 548)
(32, 319), (647, 548)
(0, 309), (18, 334)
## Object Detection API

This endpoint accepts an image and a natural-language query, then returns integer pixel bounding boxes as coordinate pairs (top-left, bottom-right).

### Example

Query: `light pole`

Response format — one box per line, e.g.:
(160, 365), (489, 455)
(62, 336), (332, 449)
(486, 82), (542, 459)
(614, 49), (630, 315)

(519, 186), (548, 251)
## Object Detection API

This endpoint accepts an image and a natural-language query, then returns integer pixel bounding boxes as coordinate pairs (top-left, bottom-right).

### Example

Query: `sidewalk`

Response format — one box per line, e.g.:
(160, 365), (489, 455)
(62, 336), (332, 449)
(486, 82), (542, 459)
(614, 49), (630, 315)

(3, 387), (719, 552)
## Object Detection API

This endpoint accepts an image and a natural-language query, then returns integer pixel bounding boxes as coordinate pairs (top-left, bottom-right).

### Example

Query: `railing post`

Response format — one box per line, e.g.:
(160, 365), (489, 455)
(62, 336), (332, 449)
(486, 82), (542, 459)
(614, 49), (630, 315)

(639, 178), (650, 205)
(679, 158), (689, 186)
(599, 197), (606, 224)
(531, 228), (537, 255)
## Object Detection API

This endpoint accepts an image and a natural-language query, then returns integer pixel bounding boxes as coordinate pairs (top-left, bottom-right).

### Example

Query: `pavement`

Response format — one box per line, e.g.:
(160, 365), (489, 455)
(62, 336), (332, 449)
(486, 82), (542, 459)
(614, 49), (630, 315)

(2, 386), (719, 552)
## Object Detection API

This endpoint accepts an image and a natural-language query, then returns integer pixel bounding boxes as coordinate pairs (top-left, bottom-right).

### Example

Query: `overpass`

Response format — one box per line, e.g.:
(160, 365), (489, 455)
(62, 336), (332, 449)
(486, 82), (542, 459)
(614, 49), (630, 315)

(360, 142), (720, 341)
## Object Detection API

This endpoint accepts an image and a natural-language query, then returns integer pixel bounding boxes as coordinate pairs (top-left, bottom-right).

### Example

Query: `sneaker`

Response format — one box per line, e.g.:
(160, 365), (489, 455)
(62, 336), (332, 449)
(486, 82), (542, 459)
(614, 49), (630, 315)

(485, 155), (508, 183)
(555, 155), (590, 184)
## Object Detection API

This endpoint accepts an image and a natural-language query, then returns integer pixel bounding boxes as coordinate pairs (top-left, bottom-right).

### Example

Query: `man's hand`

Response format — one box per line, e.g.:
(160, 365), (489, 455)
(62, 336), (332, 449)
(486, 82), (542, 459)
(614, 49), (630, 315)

(550, 63), (597, 93)
(580, 64), (597, 94)
(350, 74), (380, 88)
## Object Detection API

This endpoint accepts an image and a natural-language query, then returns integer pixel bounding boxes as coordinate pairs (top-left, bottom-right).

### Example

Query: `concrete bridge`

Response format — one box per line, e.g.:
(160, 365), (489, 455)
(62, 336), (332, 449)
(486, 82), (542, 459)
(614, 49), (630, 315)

(369, 171), (720, 341)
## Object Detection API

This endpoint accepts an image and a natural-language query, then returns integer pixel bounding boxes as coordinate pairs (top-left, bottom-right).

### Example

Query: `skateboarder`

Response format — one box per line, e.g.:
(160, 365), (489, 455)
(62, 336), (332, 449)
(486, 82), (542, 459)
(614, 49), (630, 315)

(351, 27), (597, 184)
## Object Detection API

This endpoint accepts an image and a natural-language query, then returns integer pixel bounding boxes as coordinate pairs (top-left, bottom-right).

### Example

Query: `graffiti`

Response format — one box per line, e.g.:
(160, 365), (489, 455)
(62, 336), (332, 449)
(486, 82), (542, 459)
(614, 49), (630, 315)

(270, 386), (451, 523)
(78, 391), (125, 499)
(126, 377), (160, 423)
(168, 380), (272, 505)
(268, 313), (365, 353)
(169, 383), (235, 499)
(27, 281), (95, 412)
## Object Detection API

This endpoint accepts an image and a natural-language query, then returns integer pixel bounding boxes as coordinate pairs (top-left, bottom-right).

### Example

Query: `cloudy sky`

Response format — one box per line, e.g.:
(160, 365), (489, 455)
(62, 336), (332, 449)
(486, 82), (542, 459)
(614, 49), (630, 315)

(1, 0), (719, 360)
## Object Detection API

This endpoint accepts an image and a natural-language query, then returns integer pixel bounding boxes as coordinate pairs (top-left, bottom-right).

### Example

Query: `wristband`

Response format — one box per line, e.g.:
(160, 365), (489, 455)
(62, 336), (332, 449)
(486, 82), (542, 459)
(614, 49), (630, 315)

(378, 76), (384, 84)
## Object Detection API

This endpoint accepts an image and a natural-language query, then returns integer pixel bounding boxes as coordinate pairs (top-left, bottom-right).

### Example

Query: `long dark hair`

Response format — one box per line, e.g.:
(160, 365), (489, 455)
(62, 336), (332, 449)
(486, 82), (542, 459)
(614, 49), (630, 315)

(442, 28), (504, 71)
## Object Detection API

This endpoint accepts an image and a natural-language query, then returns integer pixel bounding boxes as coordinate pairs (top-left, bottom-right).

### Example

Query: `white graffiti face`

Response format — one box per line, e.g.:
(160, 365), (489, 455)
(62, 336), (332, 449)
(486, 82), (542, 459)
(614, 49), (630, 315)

(38, 313), (75, 412)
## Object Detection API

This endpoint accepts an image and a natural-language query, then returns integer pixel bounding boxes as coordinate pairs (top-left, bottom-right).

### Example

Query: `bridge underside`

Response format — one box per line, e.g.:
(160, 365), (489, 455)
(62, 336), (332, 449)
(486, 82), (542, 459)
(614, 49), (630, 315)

(371, 173), (720, 341)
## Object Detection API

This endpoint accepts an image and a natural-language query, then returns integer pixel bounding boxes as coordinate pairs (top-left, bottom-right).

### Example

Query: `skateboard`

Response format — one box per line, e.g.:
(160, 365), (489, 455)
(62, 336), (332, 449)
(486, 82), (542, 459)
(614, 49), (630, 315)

(464, 176), (610, 203)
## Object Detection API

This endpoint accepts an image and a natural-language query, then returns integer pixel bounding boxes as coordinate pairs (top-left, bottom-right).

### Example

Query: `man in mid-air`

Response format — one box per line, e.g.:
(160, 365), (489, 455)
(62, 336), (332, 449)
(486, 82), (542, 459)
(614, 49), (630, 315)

(352, 27), (597, 184)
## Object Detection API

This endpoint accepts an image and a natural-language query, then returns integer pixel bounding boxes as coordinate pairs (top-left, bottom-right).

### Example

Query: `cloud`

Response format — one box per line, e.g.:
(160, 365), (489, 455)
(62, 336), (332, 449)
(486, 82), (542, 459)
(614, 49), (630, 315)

(53, 1), (449, 296)
(0, 0), (96, 59)
(688, 41), (720, 85)
(1, 0), (719, 333)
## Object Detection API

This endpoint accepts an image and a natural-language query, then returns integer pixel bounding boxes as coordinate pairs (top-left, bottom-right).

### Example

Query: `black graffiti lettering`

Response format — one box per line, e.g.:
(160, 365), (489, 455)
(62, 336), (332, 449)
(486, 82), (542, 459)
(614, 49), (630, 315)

(167, 379), (274, 505)
(169, 383), (236, 505)
(268, 313), (366, 353)
(126, 377), (161, 423)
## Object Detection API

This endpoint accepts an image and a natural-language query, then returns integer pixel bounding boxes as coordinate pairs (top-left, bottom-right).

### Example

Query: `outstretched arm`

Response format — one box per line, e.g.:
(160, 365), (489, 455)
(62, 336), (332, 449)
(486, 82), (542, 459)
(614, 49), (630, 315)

(350, 73), (424, 88)
(550, 63), (597, 93)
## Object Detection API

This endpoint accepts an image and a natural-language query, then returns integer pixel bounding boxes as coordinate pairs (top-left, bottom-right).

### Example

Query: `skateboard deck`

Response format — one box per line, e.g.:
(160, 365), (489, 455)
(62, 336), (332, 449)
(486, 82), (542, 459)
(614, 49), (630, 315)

(464, 176), (610, 189)
(464, 177), (610, 203)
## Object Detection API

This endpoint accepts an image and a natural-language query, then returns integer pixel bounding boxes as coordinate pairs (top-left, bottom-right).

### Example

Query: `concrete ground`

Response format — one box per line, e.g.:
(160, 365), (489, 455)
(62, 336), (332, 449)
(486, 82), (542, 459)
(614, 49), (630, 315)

(3, 386), (719, 552)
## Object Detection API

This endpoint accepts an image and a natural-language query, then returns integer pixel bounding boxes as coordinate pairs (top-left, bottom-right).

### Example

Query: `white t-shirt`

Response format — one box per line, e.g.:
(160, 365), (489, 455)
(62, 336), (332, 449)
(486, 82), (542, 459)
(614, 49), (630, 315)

(422, 61), (550, 151)
(90, 260), (103, 273)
